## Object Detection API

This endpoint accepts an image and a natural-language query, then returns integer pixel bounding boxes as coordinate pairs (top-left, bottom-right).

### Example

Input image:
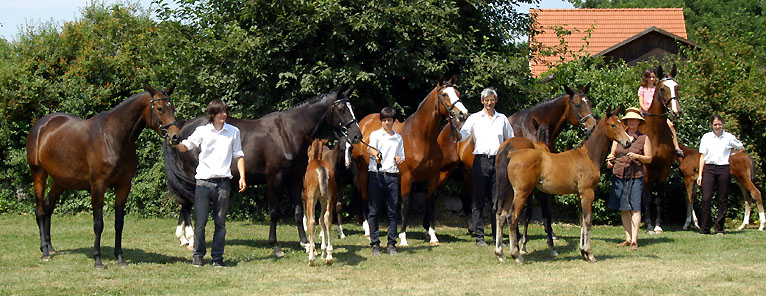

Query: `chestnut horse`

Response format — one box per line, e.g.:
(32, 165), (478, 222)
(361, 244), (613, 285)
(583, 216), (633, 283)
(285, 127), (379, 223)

(494, 106), (631, 264)
(639, 65), (683, 233)
(27, 85), (181, 269)
(303, 139), (338, 266)
(677, 146), (764, 231)
(163, 89), (362, 257)
(352, 77), (468, 246)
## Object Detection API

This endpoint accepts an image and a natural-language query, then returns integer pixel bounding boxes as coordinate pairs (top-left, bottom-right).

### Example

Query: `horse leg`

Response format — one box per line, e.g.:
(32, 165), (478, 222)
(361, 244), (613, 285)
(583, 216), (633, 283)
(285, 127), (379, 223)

(540, 193), (558, 256)
(111, 183), (130, 267)
(90, 184), (108, 269)
(508, 190), (529, 265)
(398, 177), (413, 247)
(653, 183), (666, 233)
(424, 177), (440, 246)
(291, 182), (309, 247)
(323, 198), (334, 265)
(305, 190), (316, 266)
(683, 179), (697, 230)
(738, 180), (764, 231)
(494, 200), (510, 263)
(335, 198), (346, 239)
(33, 170), (57, 261)
(357, 169), (371, 238)
(642, 183), (656, 233)
(520, 202), (530, 255)
(266, 178), (284, 258)
(183, 203), (195, 251)
(579, 191), (597, 262)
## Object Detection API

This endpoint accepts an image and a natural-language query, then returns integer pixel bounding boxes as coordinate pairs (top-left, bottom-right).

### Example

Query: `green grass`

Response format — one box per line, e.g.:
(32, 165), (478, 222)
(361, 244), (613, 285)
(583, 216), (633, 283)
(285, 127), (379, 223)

(1, 214), (764, 295)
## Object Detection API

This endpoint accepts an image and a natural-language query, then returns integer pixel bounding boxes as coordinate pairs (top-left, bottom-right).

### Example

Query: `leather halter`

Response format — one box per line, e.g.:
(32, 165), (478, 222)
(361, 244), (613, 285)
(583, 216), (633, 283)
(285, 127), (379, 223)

(329, 98), (359, 144)
(569, 94), (594, 130)
(150, 96), (178, 138)
(435, 82), (463, 141)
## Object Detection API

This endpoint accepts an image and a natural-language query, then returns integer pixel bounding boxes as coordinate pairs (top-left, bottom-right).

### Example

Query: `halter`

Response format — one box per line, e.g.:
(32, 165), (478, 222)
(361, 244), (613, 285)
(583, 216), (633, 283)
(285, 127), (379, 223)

(569, 94), (594, 130)
(435, 82), (464, 141)
(329, 98), (359, 144)
(644, 77), (679, 119)
(150, 96), (178, 138)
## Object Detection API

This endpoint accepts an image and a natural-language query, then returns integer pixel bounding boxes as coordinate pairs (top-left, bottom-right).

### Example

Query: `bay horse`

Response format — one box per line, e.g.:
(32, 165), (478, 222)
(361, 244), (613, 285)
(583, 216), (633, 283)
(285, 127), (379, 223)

(677, 146), (764, 231)
(352, 77), (468, 246)
(163, 89), (362, 257)
(303, 138), (338, 266)
(638, 65), (683, 233)
(26, 85), (182, 269)
(494, 106), (631, 264)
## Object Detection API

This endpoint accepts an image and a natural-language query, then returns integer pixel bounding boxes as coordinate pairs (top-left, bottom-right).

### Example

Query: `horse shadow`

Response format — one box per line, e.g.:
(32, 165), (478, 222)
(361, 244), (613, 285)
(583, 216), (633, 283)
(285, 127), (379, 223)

(226, 238), (370, 266)
(64, 246), (188, 265)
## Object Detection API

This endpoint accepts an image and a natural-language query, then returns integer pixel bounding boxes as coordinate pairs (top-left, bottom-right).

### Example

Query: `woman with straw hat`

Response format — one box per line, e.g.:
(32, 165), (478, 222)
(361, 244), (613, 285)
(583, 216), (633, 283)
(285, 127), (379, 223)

(606, 107), (653, 250)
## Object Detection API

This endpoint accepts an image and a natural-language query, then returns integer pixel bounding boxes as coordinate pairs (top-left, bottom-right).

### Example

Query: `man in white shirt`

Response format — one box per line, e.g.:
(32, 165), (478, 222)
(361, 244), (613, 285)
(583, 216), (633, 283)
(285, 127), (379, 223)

(367, 107), (405, 256)
(175, 99), (246, 267)
(458, 88), (514, 246)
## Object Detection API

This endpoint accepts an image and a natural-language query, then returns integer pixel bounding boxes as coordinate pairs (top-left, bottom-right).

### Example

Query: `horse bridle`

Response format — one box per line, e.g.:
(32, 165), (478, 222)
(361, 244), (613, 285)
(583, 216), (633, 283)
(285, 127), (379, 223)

(330, 98), (359, 144)
(150, 96), (178, 138)
(570, 94), (594, 130)
(436, 83), (464, 141)
(644, 77), (680, 118)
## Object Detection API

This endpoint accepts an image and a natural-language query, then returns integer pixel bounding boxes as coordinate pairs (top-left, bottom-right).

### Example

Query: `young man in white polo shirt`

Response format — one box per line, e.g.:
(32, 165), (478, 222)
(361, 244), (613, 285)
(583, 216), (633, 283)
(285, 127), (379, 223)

(175, 99), (246, 267)
(458, 88), (514, 246)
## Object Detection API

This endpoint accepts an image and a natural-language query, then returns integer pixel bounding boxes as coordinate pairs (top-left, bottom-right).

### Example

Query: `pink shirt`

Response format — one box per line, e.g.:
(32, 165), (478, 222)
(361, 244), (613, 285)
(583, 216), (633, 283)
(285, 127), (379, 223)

(638, 86), (655, 111)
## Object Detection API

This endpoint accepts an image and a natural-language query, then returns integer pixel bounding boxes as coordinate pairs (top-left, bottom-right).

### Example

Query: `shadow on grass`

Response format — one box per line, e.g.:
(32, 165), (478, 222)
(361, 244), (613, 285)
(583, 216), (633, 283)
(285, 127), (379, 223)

(63, 246), (188, 265)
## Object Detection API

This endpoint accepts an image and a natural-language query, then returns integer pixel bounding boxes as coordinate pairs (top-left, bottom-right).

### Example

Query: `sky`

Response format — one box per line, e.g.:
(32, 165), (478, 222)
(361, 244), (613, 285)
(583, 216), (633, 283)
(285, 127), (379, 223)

(0, 0), (574, 41)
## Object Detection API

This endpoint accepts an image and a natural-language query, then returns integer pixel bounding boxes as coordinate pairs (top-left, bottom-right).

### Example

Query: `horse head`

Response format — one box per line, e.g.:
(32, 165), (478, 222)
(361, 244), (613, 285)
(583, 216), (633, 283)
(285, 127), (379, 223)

(563, 83), (597, 132)
(144, 84), (181, 145)
(655, 64), (682, 117)
(436, 75), (469, 120)
(604, 105), (631, 148)
(329, 87), (362, 144)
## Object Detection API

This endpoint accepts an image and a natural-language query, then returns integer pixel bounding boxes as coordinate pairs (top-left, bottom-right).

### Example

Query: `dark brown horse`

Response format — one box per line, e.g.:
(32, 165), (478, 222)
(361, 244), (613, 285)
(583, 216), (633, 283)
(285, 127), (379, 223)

(27, 85), (181, 269)
(638, 65), (682, 233)
(303, 138), (338, 266)
(352, 77), (468, 246)
(677, 146), (764, 231)
(163, 89), (361, 257)
(494, 106), (630, 264)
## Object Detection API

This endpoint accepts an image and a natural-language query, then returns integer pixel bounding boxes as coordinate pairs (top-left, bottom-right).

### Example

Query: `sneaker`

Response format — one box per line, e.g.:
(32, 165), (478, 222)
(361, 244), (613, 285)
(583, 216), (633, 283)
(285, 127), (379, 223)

(675, 149), (684, 158)
(212, 259), (225, 267)
(192, 255), (203, 267)
(386, 245), (397, 256)
(475, 239), (488, 247)
(371, 245), (381, 257)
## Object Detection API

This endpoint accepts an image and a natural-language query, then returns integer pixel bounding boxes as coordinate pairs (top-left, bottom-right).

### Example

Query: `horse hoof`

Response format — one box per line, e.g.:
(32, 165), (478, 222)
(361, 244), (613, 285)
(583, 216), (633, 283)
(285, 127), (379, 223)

(48, 249), (57, 255)
(94, 264), (107, 270)
(551, 250), (559, 257)
(308, 259), (315, 266)
(496, 256), (504, 264)
(429, 241), (439, 247)
(514, 257), (523, 265)
(41, 256), (51, 262)
(520, 250), (527, 255)
(274, 250), (285, 258)
(118, 261), (128, 268)
(186, 245), (194, 251)
(326, 259), (333, 266)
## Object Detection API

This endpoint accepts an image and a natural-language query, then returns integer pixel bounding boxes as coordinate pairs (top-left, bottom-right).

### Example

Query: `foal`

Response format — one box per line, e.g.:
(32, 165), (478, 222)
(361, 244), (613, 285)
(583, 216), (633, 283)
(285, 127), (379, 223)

(495, 106), (631, 264)
(677, 146), (764, 231)
(303, 139), (338, 266)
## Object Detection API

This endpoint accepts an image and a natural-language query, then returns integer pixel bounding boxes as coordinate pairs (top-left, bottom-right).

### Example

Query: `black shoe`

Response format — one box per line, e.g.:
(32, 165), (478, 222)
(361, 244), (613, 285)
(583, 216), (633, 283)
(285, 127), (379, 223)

(386, 245), (397, 255)
(675, 148), (684, 158)
(475, 240), (488, 247)
(371, 245), (381, 256)
(212, 259), (225, 267)
(192, 255), (203, 267)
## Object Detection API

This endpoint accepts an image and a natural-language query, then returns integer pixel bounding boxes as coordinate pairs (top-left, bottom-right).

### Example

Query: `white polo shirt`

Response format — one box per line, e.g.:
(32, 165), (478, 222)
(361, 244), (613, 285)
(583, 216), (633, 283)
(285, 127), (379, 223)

(458, 109), (514, 155)
(181, 122), (245, 180)
(367, 128), (405, 174)
(699, 130), (743, 165)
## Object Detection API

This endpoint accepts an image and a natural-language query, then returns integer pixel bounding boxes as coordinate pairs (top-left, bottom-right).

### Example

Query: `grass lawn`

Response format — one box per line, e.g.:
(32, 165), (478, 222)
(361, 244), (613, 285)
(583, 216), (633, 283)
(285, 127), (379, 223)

(0, 214), (764, 295)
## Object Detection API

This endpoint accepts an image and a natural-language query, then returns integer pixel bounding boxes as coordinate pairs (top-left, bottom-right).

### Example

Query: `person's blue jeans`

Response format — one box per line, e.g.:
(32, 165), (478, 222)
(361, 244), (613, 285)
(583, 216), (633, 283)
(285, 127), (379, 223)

(368, 172), (400, 247)
(193, 178), (231, 261)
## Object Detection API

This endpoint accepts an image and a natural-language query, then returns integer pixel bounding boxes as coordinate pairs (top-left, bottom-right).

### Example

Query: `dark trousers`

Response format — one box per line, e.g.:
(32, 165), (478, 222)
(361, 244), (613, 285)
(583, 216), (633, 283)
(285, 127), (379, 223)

(193, 178), (231, 261)
(700, 164), (731, 234)
(368, 172), (400, 247)
(471, 154), (496, 241)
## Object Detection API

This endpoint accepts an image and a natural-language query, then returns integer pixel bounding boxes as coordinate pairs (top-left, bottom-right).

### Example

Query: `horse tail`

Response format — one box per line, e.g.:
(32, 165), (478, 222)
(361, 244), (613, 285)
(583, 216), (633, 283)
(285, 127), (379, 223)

(162, 121), (196, 205)
(748, 154), (757, 183)
(494, 142), (513, 215)
(317, 167), (329, 197)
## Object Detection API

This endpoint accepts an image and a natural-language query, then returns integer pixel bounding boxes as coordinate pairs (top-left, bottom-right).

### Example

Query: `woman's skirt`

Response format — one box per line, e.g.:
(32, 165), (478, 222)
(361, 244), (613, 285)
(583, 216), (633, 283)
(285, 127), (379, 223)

(609, 175), (643, 211)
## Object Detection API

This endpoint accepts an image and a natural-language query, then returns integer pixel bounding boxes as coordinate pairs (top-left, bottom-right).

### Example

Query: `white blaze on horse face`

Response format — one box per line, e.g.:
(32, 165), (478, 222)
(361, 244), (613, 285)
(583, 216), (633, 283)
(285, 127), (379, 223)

(443, 87), (468, 115)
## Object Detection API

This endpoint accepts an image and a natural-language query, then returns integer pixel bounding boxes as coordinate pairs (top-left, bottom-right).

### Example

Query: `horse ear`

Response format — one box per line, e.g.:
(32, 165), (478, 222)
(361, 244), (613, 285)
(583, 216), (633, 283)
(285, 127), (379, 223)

(342, 86), (354, 99)
(438, 74), (445, 87)
(144, 84), (157, 96)
(606, 105), (613, 116)
(166, 84), (175, 96)
(613, 105), (624, 116)
(582, 82), (591, 94)
(563, 85), (574, 97)
(670, 64), (677, 78)
(449, 74), (457, 85)
(656, 65), (664, 79)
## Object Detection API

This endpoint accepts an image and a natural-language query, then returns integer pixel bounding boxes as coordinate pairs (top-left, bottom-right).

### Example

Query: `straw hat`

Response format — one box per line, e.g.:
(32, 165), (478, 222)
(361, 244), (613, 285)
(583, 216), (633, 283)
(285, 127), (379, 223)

(621, 107), (645, 122)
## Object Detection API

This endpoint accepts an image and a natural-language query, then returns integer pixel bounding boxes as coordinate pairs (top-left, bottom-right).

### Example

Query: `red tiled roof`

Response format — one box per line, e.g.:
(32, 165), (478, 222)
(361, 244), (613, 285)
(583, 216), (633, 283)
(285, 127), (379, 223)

(529, 8), (687, 77)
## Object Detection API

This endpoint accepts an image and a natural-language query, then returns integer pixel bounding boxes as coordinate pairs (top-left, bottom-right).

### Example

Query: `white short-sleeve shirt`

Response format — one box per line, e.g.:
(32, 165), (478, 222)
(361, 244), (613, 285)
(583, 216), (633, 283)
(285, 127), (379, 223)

(458, 109), (514, 155)
(181, 122), (245, 180)
(367, 128), (405, 173)
(699, 130), (743, 165)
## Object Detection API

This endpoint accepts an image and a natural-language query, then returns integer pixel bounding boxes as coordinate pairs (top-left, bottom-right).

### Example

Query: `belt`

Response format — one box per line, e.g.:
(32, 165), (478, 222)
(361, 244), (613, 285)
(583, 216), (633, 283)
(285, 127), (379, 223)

(371, 171), (398, 177)
(204, 177), (231, 182)
(475, 154), (496, 159)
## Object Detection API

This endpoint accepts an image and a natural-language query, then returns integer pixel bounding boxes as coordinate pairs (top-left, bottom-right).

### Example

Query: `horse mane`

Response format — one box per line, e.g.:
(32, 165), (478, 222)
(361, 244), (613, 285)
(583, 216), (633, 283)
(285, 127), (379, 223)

(284, 92), (335, 111)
